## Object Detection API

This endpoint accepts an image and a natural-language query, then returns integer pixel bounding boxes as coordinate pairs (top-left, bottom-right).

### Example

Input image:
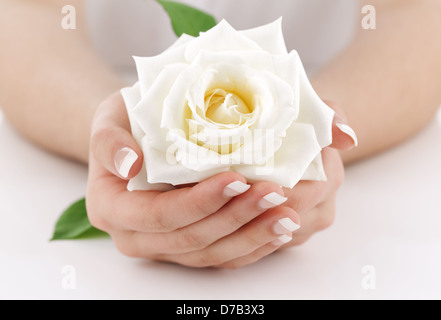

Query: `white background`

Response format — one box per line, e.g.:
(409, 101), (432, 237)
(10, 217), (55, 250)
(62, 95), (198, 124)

(1, 107), (440, 300)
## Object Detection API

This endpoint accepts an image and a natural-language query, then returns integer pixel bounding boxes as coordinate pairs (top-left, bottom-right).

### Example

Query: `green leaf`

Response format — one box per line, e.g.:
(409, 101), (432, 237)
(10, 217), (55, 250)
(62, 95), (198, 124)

(51, 198), (109, 241)
(157, 0), (217, 37)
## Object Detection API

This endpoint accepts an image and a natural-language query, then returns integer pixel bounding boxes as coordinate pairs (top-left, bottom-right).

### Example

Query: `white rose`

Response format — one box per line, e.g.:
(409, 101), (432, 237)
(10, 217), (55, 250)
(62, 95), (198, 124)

(121, 18), (334, 191)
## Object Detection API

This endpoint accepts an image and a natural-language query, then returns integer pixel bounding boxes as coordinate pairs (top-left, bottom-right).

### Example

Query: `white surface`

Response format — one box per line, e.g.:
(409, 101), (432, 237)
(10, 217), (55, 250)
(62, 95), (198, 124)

(1, 108), (441, 300)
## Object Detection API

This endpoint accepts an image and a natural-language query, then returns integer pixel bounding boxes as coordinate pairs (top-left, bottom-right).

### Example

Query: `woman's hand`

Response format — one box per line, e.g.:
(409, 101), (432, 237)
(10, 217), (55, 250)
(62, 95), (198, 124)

(86, 92), (302, 268)
(86, 92), (356, 268)
(277, 101), (357, 249)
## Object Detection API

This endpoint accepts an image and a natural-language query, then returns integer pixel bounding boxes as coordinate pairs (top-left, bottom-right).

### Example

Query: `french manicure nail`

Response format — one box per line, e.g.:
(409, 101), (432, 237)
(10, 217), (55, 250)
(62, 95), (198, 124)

(258, 192), (288, 210)
(273, 218), (300, 235)
(115, 147), (138, 178)
(223, 181), (251, 197)
(272, 234), (292, 246)
(336, 123), (358, 147)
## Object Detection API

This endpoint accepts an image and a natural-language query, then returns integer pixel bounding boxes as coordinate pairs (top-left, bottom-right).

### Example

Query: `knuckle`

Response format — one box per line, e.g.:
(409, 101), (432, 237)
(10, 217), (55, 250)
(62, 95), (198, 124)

(197, 251), (224, 268)
(188, 192), (212, 217)
(177, 231), (206, 252)
(313, 207), (336, 231)
(291, 233), (312, 246)
(90, 127), (113, 152)
(334, 165), (345, 189)
(85, 198), (110, 232)
(88, 214), (108, 232)
(325, 149), (345, 189)
(227, 210), (250, 228)
(143, 213), (174, 233)
(115, 241), (140, 258)
(289, 182), (326, 213)
(112, 233), (142, 258)
(243, 232), (262, 248)
(143, 201), (176, 232)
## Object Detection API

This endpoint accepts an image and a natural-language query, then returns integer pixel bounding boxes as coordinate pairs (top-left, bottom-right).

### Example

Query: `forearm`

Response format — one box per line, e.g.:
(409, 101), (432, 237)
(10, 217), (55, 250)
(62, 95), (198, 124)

(0, 0), (124, 163)
(312, 0), (441, 164)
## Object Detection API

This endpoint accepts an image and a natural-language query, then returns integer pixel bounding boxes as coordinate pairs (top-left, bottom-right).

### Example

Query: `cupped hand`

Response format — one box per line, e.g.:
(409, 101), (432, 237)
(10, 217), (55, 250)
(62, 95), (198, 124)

(86, 91), (302, 268)
(276, 100), (357, 249)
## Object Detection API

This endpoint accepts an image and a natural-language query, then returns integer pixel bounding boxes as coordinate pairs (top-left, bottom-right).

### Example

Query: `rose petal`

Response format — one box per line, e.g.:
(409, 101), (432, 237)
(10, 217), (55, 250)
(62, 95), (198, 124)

(233, 130), (283, 165)
(300, 153), (327, 181)
(272, 51), (300, 107)
(188, 119), (250, 148)
(127, 162), (174, 191)
(121, 82), (144, 144)
(165, 33), (194, 52)
(142, 136), (229, 185)
(131, 63), (188, 150)
(251, 70), (297, 136)
(134, 44), (187, 96)
(240, 18), (288, 55)
(233, 122), (322, 188)
(168, 131), (232, 171)
(294, 52), (334, 148)
(161, 62), (204, 132)
(184, 20), (263, 61)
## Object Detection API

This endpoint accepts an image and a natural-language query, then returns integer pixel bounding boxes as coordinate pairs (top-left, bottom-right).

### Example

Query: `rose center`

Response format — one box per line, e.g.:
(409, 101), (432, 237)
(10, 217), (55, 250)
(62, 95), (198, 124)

(204, 89), (252, 126)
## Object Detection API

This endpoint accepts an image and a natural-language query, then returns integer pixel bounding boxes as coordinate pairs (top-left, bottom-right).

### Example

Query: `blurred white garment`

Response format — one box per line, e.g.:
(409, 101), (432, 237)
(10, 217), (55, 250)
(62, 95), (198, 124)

(84, 0), (360, 81)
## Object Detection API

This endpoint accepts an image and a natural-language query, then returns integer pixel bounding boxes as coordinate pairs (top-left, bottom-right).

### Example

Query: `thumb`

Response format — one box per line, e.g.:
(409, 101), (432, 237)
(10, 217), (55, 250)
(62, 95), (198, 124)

(90, 92), (143, 180)
(324, 100), (359, 150)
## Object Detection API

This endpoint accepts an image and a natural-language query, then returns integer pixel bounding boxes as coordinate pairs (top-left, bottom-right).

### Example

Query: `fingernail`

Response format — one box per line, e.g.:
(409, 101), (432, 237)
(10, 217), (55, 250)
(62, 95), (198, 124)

(223, 181), (251, 197)
(272, 234), (292, 246)
(273, 218), (300, 235)
(258, 192), (288, 210)
(115, 147), (138, 178)
(336, 123), (358, 147)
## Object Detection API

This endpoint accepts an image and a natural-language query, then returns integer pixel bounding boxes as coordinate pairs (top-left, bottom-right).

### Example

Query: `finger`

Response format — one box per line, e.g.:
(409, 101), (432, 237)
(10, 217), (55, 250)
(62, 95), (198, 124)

(123, 181), (290, 254)
(155, 206), (300, 268)
(214, 242), (283, 269)
(331, 114), (358, 150)
(91, 171), (250, 233)
(291, 191), (337, 245)
(283, 148), (342, 214)
(173, 181), (289, 251)
(283, 179), (327, 214)
(90, 92), (143, 179)
(323, 100), (358, 150)
(90, 127), (143, 179)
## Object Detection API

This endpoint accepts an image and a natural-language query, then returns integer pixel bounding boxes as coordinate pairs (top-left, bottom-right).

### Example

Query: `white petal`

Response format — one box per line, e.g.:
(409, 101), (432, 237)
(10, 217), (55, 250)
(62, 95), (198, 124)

(252, 70), (297, 136)
(233, 123), (322, 188)
(234, 130), (282, 165)
(121, 83), (144, 144)
(134, 44), (187, 96)
(161, 63), (204, 131)
(294, 52), (334, 148)
(184, 20), (262, 61)
(301, 153), (327, 181)
(142, 136), (229, 186)
(121, 83), (176, 191)
(193, 50), (275, 73)
(127, 162), (174, 191)
(272, 51), (300, 107)
(165, 33), (194, 52)
(168, 132), (232, 171)
(188, 119), (250, 147)
(240, 18), (288, 55)
(131, 63), (188, 150)
(121, 82), (140, 112)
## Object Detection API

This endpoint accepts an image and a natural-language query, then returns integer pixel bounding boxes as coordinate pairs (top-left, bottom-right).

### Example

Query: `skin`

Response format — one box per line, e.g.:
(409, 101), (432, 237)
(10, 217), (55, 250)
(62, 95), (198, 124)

(1, 0), (440, 268)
